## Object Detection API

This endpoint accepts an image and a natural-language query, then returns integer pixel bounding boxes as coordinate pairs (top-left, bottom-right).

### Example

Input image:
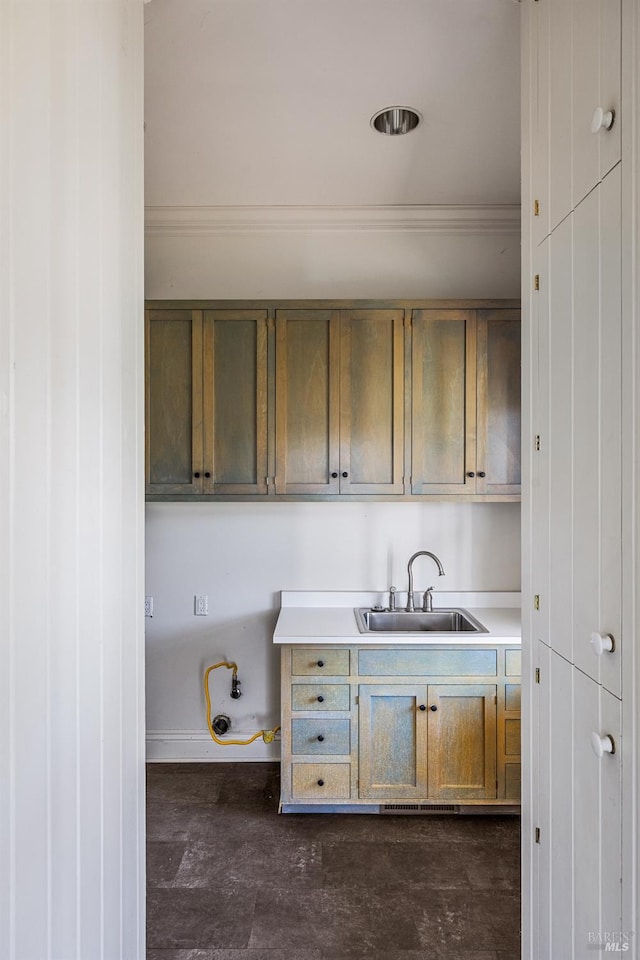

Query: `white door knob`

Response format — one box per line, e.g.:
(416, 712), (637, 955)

(591, 732), (615, 758)
(591, 106), (615, 133)
(590, 631), (615, 656)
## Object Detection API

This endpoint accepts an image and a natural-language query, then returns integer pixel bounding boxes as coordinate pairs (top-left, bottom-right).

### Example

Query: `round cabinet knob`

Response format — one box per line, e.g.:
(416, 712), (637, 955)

(419, 704), (426, 711)
(342, 472), (348, 478)
(430, 705), (438, 712)
(317, 779), (325, 787)
(331, 472), (338, 478)
(317, 660), (325, 667)
(317, 734), (325, 742)
(591, 732), (616, 758)
(194, 472), (201, 478)
(590, 632), (615, 656)
(317, 695), (324, 703)
(204, 472), (211, 478)
(478, 471), (486, 478)
(467, 471), (475, 478)
(591, 106), (615, 134)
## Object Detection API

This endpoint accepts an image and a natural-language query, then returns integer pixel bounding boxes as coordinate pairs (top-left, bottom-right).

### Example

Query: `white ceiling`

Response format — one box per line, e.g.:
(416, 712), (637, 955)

(144, 0), (521, 208)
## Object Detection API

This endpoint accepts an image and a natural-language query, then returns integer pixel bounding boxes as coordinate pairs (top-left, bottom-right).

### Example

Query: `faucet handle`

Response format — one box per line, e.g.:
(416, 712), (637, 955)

(388, 586), (397, 611)
(422, 586), (435, 612)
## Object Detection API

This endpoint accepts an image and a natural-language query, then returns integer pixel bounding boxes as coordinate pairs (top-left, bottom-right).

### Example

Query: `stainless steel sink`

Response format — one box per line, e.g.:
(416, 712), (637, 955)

(354, 608), (488, 634)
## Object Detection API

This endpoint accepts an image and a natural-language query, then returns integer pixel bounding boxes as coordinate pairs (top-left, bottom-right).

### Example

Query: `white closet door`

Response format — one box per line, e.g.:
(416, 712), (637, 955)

(548, 0), (572, 234)
(532, 0), (550, 245)
(600, 684), (623, 939)
(573, 668), (622, 952)
(547, 215), (573, 664)
(572, 173), (622, 696)
(548, 649), (575, 960)
(597, 166), (622, 701)
(572, 188), (600, 684)
(532, 239), (551, 649)
(572, 0), (621, 209)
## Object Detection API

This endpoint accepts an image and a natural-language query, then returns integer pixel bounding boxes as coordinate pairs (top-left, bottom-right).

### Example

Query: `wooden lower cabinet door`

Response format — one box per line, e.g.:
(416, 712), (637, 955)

(358, 684), (428, 799)
(427, 684), (497, 800)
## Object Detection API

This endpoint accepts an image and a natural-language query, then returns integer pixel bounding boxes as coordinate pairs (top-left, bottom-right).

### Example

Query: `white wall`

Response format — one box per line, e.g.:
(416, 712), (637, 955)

(146, 500), (521, 760)
(145, 207), (521, 300)
(1, 5), (145, 959)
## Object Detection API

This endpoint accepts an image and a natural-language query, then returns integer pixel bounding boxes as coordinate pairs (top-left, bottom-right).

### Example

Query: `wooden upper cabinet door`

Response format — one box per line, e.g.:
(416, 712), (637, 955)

(145, 308), (204, 495)
(476, 310), (521, 496)
(339, 309), (405, 495)
(427, 684), (497, 801)
(202, 310), (269, 495)
(411, 309), (476, 495)
(274, 310), (340, 495)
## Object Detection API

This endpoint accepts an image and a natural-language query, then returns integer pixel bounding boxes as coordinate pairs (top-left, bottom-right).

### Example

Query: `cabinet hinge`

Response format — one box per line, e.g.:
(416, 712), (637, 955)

(355, 695), (359, 705)
(535, 667), (541, 684)
(265, 476), (270, 486)
(534, 199), (540, 216)
(494, 694), (497, 705)
(534, 594), (540, 611)
(535, 827), (541, 844)
(535, 434), (541, 451)
(534, 274), (540, 291)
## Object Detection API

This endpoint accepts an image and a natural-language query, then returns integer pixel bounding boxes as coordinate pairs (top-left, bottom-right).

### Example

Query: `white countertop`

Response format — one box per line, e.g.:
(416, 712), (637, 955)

(273, 591), (521, 645)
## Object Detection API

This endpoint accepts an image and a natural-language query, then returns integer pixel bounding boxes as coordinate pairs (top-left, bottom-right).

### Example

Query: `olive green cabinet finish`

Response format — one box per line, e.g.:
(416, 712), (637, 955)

(358, 682), (497, 801)
(275, 308), (404, 495)
(275, 310), (340, 495)
(203, 310), (268, 495)
(279, 643), (520, 812)
(358, 684), (429, 799)
(476, 309), (522, 495)
(145, 308), (204, 496)
(145, 308), (268, 497)
(339, 309), (405, 494)
(146, 300), (520, 501)
(426, 684), (497, 800)
(411, 308), (521, 496)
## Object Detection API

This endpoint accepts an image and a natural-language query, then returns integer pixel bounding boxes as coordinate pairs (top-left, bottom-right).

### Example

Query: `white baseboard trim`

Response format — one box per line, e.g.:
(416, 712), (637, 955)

(146, 729), (281, 762)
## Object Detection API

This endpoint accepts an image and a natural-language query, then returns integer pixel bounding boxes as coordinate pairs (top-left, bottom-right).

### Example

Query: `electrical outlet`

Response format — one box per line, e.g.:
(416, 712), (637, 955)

(144, 596), (153, 618)
(194, 595), (208, 616)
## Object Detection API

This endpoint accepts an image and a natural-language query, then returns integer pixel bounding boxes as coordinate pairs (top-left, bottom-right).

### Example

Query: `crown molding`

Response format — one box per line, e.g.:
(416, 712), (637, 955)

(145, 204), (521, 238)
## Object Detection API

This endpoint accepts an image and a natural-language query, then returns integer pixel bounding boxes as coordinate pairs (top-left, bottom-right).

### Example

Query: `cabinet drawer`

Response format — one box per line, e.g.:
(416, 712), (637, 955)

(291, 763), (351, 799)
(291, 648), (350, 676)
(292, 719), (351, 755)
(358, 648), (497, 677)
(291, 684), (350, 711)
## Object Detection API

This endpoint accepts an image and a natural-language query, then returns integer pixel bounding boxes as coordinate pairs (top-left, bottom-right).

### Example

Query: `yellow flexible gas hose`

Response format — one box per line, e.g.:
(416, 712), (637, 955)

(204, 660), (280, 746)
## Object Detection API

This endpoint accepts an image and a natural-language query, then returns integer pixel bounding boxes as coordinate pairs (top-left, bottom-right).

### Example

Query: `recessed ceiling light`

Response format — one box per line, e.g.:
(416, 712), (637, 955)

(370, 106), (422, 136)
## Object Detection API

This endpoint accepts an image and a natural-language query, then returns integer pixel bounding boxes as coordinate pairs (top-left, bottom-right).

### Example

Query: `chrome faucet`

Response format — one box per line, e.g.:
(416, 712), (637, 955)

(406, 551), (445, 612)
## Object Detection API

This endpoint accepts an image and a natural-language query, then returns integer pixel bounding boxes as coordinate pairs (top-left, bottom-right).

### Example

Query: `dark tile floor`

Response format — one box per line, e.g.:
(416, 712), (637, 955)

(147, 762), (521, 960)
